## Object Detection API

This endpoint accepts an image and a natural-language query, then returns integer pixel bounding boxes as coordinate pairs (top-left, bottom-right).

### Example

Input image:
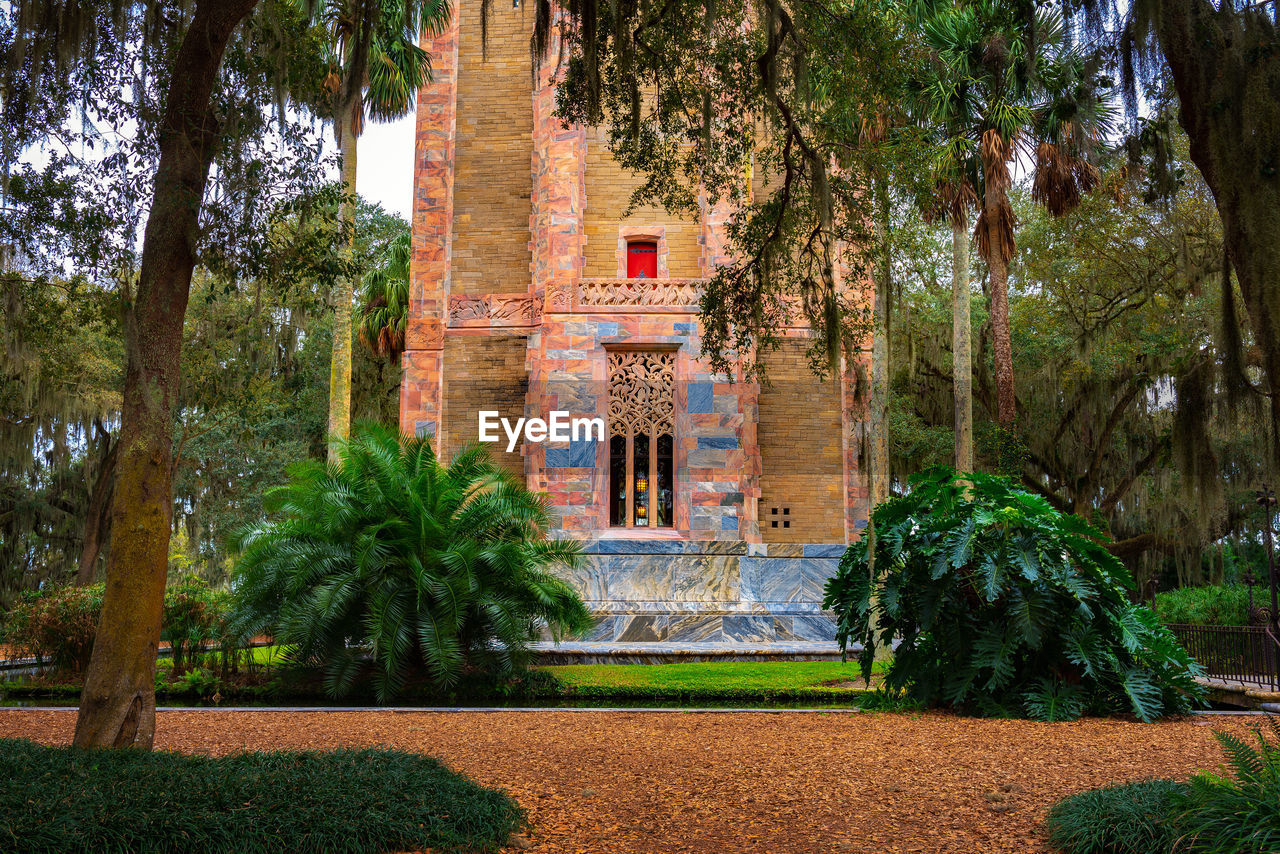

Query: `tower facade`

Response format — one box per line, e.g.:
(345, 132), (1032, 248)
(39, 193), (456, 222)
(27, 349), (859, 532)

(400, 1), (869, 651)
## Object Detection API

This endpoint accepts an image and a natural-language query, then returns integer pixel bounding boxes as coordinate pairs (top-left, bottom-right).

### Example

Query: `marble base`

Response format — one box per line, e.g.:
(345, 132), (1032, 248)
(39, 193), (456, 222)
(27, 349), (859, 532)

(532, 640), (847, 665)
(549, 540), (847, 653)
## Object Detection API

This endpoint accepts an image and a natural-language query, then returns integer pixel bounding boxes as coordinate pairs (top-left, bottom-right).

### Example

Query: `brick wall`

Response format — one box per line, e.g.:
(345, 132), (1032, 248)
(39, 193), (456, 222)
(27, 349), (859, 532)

(583, 128), (701, 279)
(441, 335), (528, 477)
(757, 339), (844, 543)
(451, 2), (533, 295)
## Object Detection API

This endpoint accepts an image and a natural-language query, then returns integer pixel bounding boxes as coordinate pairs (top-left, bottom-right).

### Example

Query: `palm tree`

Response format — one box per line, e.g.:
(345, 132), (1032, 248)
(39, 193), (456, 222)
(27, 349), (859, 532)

(232, 422), (592, 702)
(915, 1), (1112, 435)
(358, 228), (411, 363)
(308, 0), (451, 461)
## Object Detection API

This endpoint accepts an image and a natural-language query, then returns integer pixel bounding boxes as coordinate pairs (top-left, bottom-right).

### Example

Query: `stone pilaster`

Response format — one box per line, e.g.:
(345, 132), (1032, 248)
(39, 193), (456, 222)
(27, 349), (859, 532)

(530, 41), (587, 303)
(527, 28), (594, 524)
(698, 193), (736, 277)
(399, 11), (460, 441)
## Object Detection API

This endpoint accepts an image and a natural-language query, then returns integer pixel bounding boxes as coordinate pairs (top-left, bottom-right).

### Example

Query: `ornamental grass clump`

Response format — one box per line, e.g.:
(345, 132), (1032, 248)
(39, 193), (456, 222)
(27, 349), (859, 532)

(231, 422), (591, 702)
(1046, 778), (1187, 854)
(824, 467), (1204, 721)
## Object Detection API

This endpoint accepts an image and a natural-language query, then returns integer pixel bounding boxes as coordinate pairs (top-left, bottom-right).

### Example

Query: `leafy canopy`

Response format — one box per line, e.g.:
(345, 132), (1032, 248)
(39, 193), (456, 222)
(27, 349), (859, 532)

(231, 422), (592, 701)
(824, 467), (1205, 721)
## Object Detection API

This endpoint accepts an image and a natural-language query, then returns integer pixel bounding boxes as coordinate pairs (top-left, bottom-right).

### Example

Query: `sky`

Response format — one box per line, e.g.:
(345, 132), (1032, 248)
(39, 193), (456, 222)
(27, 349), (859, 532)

(354, 114), (417, 220)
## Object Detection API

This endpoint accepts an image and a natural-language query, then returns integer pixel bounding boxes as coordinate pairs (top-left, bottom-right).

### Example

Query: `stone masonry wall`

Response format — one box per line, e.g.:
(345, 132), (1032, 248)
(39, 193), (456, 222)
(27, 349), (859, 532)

(450, 1), (533, 295)
(583, 128), (702, 279)
(758, 339), (845, 543)
(440, 335), (528, 477)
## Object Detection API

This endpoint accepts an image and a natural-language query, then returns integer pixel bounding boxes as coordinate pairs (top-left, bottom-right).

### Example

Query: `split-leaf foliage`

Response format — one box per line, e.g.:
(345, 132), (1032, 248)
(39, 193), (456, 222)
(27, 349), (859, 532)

(824, 467), (1205, 721)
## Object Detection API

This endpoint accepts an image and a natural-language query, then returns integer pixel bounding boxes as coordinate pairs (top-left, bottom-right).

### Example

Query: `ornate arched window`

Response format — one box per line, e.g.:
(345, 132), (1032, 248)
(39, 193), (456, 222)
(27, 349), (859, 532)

(608, 350), (675, 528)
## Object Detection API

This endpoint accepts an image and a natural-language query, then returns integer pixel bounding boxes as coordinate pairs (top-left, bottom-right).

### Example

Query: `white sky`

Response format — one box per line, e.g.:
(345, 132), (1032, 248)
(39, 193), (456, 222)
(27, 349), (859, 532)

(354, 114), (416, 221)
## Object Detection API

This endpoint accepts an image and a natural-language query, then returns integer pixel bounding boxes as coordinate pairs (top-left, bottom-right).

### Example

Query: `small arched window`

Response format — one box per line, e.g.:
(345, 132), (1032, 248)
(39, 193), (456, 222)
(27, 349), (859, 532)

(626, 240), (658, 279)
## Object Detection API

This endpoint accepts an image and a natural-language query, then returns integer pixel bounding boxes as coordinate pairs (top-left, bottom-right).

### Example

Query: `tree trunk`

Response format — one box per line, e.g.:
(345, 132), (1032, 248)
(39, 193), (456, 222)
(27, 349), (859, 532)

(75, 423), (117, 586)
(328, 121), (358, 461)
(951, 217), (973, 472)
(1154, 2), (1280, 465)
(867, 174), (892, 665)
(984, 173), (1015, 429)
(73, 0), (259, 750)
(870, 179), (891, 511)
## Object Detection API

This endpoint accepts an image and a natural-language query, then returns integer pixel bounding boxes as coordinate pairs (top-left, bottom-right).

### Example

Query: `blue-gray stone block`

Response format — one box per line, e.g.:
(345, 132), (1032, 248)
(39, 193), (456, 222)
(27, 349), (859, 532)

(697, 436), (739, 450)
(739, 557), (804, 604)
(722, 616), (775, 643)
(802, 543), (847, 558)
(789, 614), (838, 642)
(414, 420), (436, 438)
(545, 438), (597, 468)
(673, 322), (697, 334)
(720, 515), (739, 531)
(801, 559), (839, 596)
(587, 540), (687, 555)
(687, 382), (714, 414)
(712, 394), (738, 415)
(685, 449), (727, 467)
(665, 616), (724, 642)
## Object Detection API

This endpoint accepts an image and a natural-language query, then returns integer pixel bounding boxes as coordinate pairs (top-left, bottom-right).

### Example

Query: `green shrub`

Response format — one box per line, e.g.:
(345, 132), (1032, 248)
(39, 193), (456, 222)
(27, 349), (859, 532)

(231, 422), (592, 702)
(1046, 779), (1186, 854)
(4, 581), (240, 677)
(823, 467), (1204, 721)
(160, 577), (243, 676)
(1047, 717), (1280, 854)
(0, 738), (522, 853)
(1176, 716), (1280, 853)
(1153, 585), (1251, 627)
(2, 585), (104, 672)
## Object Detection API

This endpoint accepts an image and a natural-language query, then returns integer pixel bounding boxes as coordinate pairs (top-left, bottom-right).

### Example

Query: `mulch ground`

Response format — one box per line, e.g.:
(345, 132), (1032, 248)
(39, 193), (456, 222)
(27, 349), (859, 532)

(0, 709), (1261, 853)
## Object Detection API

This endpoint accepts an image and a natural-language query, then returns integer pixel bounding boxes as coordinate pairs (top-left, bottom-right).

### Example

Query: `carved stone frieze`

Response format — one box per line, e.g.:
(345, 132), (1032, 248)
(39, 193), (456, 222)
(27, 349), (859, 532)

(578, 279), (701, 307)
(447, 295), (538, 326)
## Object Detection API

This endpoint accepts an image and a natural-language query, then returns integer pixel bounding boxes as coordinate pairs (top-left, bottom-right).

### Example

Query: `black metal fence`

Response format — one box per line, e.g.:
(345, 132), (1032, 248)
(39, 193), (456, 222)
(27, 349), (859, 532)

(1169, 623), (1280, 691)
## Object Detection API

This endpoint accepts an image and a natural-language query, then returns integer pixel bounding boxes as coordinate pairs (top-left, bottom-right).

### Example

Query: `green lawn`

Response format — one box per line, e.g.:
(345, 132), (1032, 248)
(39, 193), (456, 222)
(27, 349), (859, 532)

(541, 660), (873, 691)
(535, 659), (886, 705)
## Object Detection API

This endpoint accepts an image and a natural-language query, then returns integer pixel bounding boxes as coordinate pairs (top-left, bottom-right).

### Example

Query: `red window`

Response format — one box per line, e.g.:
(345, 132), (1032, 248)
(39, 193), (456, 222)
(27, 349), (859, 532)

(626, 241), (658, 278)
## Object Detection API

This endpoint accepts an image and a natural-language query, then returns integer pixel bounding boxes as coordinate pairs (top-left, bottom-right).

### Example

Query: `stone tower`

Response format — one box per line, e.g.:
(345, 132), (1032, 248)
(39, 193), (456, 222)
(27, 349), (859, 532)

(399, 1), (869, 656)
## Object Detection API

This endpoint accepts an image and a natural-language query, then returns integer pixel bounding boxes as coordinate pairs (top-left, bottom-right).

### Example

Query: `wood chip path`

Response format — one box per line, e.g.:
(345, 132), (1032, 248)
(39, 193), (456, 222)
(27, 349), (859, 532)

(0, 709), (1261, 853)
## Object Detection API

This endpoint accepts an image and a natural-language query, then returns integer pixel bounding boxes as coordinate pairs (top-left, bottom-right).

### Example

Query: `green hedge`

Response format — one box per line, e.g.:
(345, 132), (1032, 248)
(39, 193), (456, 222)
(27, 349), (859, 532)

(0, 739), (523, 853)
(1153, 585), (1250, 627)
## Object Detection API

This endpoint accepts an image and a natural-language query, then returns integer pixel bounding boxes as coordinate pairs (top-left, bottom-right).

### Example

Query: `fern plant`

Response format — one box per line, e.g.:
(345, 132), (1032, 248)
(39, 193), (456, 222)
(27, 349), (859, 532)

(823, 467), (1205, 721)
(231, 422), (592, 701)
(1176, 716), (1280, 853)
